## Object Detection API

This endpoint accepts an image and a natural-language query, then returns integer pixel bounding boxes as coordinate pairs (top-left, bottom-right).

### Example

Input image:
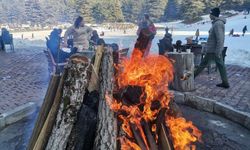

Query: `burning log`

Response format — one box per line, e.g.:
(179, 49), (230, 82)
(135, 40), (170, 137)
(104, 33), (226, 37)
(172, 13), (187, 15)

(94, 47), (118, 150)
(141, 120), (158, 150)
(158, 124), (174, 150)
(130, 123), (147, 150)
(167, 52), (195, 92)
(27, 74), (61, 150)
(113, 85), (143, 105)
(29, 43), (201, 150)
(104, 48), (202, 150)
(45, 55), (91, 150)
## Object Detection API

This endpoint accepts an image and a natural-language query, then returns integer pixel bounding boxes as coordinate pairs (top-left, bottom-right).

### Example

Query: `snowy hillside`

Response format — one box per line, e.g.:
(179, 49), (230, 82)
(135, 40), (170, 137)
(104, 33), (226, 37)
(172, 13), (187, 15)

(156, 12), (250, 35)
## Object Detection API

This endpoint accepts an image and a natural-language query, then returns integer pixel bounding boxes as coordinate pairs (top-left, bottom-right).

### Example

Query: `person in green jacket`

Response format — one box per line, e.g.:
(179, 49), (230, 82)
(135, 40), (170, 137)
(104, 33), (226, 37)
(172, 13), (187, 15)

(194, 7), (230, 88)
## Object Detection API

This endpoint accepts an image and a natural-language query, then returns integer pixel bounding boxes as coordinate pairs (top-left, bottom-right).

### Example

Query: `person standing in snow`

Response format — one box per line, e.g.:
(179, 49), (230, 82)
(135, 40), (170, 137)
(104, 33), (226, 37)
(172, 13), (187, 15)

(242, 25), (247, 36)
(195, 29), (200, 42)
(229, 28), (234, 36)
(194, 7), (230, 88)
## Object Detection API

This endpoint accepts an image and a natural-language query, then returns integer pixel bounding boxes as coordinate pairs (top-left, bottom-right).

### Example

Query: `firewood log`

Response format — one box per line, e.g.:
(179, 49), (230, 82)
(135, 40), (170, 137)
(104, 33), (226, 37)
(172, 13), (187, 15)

(141, 120), (158, 150)
(33, 68), (68, 150)
(130, 123), (147, 150)
(27, 75), (60, 150)
(88, 45), (104, 92)
(94, 47), (118, 150)
(158, 124), (174, 150)
(66, 104), (97, 150)
(167, 52), (195, 92)
(45, 55), (91, 150)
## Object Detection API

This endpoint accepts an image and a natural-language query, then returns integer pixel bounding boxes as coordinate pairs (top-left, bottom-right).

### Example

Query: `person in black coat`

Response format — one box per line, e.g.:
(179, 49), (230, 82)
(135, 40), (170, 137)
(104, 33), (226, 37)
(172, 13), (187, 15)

(47, 28), (76, 63)
(159, 27), (173, 55)
(242, 25), (247, 36)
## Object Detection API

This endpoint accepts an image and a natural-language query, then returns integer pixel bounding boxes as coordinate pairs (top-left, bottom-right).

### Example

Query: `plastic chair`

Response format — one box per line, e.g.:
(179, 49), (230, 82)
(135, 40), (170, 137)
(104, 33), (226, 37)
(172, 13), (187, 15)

(2, 32), (14, 51)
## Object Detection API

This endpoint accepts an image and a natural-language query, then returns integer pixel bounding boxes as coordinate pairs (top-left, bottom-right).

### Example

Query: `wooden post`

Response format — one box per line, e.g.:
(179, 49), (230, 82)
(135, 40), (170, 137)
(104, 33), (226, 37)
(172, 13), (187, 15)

(27, 75), (61, 150)
(45, 55), (91, 150)
(88, 45), (104, 92)
(94, 47), (118, 150)
(167, 52), (195, 92)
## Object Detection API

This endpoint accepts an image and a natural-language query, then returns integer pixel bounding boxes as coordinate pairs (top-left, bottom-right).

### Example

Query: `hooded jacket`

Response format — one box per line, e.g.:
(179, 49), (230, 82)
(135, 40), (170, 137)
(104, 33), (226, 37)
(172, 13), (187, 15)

(206, 17), (226, 55)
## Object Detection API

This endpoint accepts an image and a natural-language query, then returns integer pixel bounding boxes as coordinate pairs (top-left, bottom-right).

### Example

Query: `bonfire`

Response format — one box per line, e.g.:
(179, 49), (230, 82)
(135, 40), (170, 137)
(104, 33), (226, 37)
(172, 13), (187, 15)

(106, 47), (202, 150)
(28, 34), (202, 150)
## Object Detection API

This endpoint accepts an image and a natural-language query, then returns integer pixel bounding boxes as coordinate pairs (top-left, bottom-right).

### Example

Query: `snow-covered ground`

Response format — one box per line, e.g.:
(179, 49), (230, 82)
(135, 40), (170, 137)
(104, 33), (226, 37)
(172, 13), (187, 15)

(11, 12), (250, 67)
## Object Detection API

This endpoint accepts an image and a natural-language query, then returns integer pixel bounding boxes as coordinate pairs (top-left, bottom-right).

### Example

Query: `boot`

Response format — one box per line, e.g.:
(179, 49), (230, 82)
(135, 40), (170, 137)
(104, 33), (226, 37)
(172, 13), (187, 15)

(216, 83), (230, 89)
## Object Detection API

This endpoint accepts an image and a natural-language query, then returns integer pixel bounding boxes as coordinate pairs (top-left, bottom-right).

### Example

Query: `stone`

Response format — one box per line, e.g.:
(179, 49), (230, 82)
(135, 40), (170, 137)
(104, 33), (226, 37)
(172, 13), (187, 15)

(244, 115), (250, 130)
(214, 102), (247, 126)
(4, 102), (36, 125)
(172, 90), (185, 104)
(184, 93), (215, 112)
(0, 114), (6, 129)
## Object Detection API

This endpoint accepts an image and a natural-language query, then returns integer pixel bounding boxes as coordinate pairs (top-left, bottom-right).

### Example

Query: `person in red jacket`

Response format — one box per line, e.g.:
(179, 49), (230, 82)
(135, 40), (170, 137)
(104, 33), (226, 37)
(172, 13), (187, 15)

(134, 14), (157, 57)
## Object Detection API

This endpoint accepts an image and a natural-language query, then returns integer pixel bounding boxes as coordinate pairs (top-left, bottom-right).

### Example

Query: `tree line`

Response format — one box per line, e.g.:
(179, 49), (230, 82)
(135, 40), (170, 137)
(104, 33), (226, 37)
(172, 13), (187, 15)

(0, 0), (248, 26)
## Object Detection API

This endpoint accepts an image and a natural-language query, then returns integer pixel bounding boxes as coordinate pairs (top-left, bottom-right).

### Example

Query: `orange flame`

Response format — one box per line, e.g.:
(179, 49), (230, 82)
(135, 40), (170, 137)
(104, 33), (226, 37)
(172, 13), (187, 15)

(166, 116), (202, 150)
(120, 137), (141, 150)
(116, 49), (174, 121)
(106, 48), (201, 150)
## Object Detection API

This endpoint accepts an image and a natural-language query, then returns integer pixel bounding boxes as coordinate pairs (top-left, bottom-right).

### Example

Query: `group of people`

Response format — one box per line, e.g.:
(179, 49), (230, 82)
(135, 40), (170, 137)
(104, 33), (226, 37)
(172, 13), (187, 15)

(47, 16), (106, 64)
(49, 7), (230, 88)
(228, 25), (248, 37)
(138, 8), (230, 88)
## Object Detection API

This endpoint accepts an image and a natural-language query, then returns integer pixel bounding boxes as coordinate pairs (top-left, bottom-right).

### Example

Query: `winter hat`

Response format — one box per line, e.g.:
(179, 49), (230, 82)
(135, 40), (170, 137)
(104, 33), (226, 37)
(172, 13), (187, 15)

(210, 7), (220, 17)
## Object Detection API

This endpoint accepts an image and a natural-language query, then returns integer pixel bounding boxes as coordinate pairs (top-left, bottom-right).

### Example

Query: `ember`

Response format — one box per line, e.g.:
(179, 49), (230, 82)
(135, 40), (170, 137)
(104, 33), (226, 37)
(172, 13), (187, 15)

(106, 48), (202, 150)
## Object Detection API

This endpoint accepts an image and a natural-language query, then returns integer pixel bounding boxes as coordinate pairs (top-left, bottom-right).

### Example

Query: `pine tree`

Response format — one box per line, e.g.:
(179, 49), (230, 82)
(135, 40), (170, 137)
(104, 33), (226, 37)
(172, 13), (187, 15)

(221, 0), (244, 9)
(181, 0), (205, 23)
(0, 2), (8, 24)
(145, 0), (168, 22)
(113, 0), (124, 22)
(25, 0), (44, 26)
(163, 0), (180, 21)
(121, 0), (144, 22)
(74, 0), (94, 23)
(92, 2), (106, 23)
